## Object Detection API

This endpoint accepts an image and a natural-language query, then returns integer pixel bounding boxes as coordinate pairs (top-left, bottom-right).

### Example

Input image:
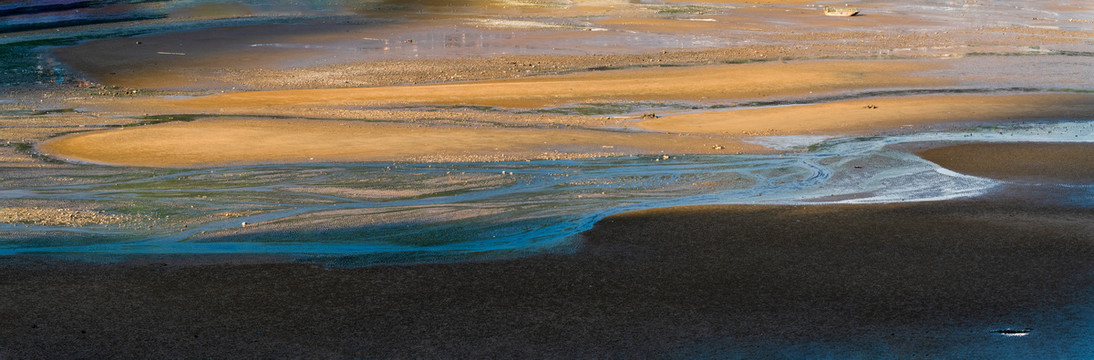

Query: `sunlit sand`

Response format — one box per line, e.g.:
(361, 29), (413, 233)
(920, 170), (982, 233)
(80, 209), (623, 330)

(2, 0), (1093, 357)
(40, 117), (761, 167)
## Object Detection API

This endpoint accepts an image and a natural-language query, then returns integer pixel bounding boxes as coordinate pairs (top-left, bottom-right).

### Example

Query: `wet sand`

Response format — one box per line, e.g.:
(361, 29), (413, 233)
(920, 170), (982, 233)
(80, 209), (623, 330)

(38, 58), (966, 168)
(40, 92), (1094, 167)
(641, 93), (1094, 136)
(919, 142), (1094, 184)
(88, 60), (947, 112)
(38, 117), (762, 167)
(1, 198), (1091, 358)
(47, 2), (957, 91)
(4, 1), (1094, 357)
(45, 0), (1090, 92)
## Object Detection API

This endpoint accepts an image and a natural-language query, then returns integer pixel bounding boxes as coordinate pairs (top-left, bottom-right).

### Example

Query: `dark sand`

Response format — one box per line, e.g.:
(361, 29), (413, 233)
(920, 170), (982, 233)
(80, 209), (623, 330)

(2, 199), (1092, 358)
(919, 142), (1094, 184)
(5, 1), (1094, 358)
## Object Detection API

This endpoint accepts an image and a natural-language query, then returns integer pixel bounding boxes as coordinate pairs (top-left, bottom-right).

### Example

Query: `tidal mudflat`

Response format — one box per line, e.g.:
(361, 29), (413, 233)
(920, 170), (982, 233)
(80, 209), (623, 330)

(1, 0), (1093, 357)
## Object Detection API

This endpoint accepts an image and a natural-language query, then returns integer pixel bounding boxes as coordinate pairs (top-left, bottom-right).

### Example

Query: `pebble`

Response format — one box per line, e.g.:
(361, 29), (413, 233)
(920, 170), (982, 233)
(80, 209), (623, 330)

(0, 207), (134, 227)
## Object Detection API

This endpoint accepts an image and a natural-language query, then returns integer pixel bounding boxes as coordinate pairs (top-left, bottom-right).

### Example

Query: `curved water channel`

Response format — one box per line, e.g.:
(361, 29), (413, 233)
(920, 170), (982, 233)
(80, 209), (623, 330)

(3, 120), (1092, 264)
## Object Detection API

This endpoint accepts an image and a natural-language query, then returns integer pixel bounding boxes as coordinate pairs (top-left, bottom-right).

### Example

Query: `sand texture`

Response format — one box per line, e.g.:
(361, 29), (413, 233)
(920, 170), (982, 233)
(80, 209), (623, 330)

(37, 117), (762, 167)
(1, 200), (1091, 358)
(40, 93), (1094, 167)
(94, 60), (947, 112)
(3, 1), (1094, 357)
(919, 142), (1094, 184)
(640, 93), (1094, 136)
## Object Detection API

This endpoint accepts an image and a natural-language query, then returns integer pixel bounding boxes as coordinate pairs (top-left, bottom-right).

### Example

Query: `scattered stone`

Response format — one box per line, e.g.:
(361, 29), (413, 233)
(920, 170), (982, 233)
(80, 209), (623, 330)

(0, 207), (136, 227)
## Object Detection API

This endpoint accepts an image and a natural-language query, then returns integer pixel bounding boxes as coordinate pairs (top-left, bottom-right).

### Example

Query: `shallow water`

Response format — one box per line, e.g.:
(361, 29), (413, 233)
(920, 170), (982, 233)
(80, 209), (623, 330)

(2, 120), (1091, 263)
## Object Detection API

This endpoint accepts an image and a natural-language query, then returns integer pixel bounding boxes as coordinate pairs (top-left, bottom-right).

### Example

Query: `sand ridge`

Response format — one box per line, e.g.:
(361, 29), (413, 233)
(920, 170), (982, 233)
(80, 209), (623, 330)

(639, 93), (1094, 136)
(43, 93), (1094, 168)
(92, 60), (948, 113)
(38, 117), (762, 167)
(47, 0), (960, 91)
(918, 142), (1094, 184)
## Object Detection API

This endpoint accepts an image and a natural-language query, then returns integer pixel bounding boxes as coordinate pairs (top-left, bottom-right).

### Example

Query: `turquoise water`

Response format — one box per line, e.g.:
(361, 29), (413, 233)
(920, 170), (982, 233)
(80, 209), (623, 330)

(2, 120), (1090, 263)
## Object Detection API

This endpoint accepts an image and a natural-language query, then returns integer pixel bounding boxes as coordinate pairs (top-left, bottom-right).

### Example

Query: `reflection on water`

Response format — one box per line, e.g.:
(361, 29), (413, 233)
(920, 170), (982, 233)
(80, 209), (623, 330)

(1, 120), (1090, 263)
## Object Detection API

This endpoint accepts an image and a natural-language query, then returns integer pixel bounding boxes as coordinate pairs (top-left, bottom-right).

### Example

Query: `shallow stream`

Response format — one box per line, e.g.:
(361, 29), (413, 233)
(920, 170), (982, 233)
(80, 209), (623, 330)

(2, 120), (1091, 264)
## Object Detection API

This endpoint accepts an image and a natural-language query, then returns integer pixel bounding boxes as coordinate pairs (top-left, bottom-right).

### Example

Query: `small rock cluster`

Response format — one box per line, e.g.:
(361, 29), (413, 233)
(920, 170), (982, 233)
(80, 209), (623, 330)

(0, 207), (133, 227)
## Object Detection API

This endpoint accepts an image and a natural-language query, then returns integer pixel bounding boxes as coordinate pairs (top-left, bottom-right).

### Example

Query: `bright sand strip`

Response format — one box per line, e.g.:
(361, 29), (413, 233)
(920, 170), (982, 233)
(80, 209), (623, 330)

(38, 118), (758, 167)
(640, 93), (1094, 136)
(663, 0), (816, 4)
(100, 60), (947, 112)
(44, 93), (1094, 167)
(918, 142), (1094, 184)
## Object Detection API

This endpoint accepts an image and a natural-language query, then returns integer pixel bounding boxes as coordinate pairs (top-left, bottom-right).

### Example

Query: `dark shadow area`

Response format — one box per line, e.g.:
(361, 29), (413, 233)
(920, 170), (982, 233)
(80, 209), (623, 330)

(1, 200), (1092, 358)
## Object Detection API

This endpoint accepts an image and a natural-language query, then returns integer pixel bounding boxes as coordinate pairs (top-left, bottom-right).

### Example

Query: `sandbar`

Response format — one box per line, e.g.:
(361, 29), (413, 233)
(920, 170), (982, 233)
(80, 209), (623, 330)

(44, 93), (1094, 167)
(918, 142), (1094, 184)
(38, 118), (761, 167)
(95, 60), (947, 113)
(640, 93), (1094, 136)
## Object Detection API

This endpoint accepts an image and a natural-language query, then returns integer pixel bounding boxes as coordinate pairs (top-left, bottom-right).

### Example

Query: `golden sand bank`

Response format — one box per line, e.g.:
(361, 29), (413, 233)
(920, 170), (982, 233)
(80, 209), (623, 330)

(38, 118), (761, 167)
(40, 93), (1094, 167)
(641, 93), (1094, 136)
(89, 60), (947, 113)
